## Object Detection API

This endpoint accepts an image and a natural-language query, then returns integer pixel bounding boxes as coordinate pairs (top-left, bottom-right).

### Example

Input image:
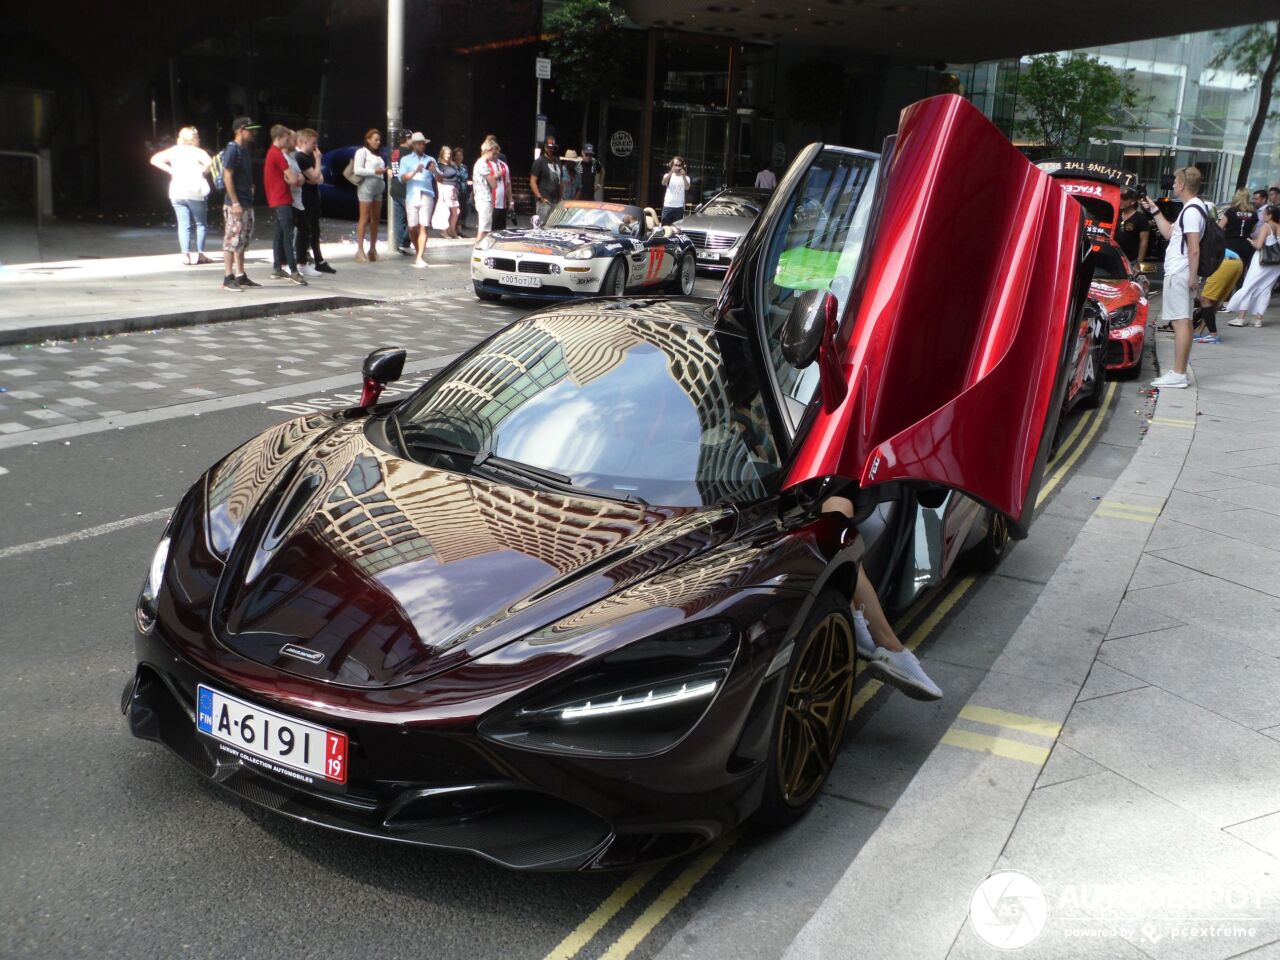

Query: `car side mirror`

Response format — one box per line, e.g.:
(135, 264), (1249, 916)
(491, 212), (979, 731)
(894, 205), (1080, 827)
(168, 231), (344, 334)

(359, 347), (406, 406)
(781, 289), (847, 412)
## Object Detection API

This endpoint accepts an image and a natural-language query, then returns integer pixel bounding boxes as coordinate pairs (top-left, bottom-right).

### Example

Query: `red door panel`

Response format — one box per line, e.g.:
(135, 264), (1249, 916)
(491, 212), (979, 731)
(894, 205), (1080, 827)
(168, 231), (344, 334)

(784, 95), (1088, 537)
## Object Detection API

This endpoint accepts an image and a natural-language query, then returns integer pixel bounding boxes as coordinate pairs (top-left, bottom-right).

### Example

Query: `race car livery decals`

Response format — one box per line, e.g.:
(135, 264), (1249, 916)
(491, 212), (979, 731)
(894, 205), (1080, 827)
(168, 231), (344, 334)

(645, 247), (667, 283)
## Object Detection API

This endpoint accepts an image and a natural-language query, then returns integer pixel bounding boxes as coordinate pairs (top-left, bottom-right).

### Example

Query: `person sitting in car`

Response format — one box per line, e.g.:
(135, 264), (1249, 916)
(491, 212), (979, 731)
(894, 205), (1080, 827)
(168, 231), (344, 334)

(822, 495), (943, 701)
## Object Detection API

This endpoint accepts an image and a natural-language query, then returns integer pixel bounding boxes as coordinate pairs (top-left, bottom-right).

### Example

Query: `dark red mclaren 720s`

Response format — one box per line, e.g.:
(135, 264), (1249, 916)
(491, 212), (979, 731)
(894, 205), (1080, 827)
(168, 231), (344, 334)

(124, 95), (1102, 871)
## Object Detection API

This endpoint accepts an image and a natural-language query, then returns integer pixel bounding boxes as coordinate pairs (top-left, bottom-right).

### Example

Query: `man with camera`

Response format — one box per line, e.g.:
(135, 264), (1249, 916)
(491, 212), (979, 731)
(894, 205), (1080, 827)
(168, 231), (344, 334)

(1143, 166), (1208, 390)
(660, 157), (690, 226)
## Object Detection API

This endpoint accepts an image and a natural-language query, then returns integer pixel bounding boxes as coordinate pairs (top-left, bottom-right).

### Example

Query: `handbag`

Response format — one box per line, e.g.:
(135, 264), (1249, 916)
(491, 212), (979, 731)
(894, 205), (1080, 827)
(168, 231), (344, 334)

(343, 151), (362, 187)
(1259, 236), (1280, 266)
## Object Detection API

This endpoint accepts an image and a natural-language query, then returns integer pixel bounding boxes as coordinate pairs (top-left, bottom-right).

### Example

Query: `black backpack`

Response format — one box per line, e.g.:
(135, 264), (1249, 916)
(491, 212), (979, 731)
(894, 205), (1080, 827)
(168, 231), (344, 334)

(1180, 201), (1225, 278)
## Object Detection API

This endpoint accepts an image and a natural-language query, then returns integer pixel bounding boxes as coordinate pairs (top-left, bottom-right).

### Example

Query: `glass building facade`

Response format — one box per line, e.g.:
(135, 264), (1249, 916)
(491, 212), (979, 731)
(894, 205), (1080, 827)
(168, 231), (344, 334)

(952, 26), (1280, 200)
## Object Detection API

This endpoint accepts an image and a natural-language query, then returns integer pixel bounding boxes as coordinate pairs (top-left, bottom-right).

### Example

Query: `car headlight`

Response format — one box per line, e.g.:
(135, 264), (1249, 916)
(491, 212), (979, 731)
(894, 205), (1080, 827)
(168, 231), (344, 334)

(479, 621), (738, 758)
(475, 235), (497, 251)
(136, 535), (171, 632)
(565, 246), (595, 260)
(1108, 304), (1137, 329)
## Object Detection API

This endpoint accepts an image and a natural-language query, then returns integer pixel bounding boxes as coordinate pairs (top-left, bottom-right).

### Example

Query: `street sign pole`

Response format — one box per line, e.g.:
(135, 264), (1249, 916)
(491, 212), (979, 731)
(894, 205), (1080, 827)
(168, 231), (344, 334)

(387, 0), (404, 253)
(534, 57), (551, 153)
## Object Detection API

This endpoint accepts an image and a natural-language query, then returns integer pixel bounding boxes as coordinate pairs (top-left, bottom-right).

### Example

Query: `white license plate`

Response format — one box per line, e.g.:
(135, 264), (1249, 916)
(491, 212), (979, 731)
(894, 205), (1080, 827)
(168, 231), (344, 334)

(196, 684), (348, 786)
(499, 272), (542, 288)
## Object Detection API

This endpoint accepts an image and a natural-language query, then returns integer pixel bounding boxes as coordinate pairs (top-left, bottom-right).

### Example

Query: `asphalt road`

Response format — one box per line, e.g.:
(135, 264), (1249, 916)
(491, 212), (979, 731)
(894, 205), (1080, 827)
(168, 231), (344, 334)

(0, 267), (1153, 960)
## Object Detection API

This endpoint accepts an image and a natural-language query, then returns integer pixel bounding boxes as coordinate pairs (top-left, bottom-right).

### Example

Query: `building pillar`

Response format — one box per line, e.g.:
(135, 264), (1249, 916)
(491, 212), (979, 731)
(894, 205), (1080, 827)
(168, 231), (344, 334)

(726, 43), (739, 188)
(639, 28), (658, 207)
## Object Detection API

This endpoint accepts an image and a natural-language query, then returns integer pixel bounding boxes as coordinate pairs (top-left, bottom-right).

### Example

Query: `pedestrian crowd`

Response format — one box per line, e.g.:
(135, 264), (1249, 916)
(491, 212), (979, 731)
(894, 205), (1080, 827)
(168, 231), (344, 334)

(149, 116), (529, 291)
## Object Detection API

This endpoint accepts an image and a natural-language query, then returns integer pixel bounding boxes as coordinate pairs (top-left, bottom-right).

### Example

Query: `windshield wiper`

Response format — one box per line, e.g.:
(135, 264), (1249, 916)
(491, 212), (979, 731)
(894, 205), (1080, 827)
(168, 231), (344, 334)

(393, 422), (647, 505)
(474, 449), (648, 505)
(396, 422), (483, 460)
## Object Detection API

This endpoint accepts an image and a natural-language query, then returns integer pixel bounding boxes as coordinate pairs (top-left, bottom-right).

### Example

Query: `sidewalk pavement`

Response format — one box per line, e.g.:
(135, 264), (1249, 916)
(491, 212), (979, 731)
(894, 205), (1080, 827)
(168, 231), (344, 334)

(0, 215), (476, 346)
(787, 306), (1280, 960)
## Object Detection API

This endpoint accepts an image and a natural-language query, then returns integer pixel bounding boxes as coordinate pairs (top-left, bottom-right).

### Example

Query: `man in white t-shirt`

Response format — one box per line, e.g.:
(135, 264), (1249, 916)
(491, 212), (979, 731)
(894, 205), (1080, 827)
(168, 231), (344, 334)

(473, 139), (502, 242)
(660, 156), (690, 225)
(1142, 166), (1206, 389)
(755, 163), (777, 190)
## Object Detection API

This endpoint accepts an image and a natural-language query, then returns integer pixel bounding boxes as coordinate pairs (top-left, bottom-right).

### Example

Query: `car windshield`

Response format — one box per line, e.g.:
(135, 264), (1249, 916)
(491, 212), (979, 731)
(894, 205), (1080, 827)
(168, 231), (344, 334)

(546, 203), (643, 237)
(757, 149), (879, 418)
(1092, 243), (1130, 281)
(393, 313), (781, 507)
(700, 193), (763, 218)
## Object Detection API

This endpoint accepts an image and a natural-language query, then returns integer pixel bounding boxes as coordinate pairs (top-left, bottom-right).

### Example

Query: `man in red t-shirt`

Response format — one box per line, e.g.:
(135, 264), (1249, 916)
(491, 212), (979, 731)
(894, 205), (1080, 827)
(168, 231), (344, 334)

(264, 125), (306, 284)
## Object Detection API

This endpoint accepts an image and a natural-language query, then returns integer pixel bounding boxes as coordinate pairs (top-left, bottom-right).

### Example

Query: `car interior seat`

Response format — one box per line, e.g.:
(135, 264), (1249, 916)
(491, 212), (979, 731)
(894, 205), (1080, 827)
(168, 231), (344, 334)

(643, 207), (659, 233)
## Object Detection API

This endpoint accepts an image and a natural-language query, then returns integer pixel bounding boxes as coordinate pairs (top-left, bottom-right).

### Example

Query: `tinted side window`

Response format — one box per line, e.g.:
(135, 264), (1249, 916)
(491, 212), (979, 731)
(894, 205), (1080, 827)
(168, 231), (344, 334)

(759, 151), (878, 420)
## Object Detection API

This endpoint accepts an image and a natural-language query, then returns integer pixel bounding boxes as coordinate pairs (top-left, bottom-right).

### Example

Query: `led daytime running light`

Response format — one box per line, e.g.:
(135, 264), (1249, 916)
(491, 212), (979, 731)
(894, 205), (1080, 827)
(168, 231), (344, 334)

(559, 678), (718, 720)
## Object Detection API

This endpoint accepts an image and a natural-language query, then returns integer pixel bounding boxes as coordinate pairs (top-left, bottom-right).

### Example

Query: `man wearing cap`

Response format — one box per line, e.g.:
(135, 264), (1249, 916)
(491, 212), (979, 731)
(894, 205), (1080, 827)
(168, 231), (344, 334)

(581, 143), (605, 202)
(220, 117), (260, 292)
(398, 132), (440, 268)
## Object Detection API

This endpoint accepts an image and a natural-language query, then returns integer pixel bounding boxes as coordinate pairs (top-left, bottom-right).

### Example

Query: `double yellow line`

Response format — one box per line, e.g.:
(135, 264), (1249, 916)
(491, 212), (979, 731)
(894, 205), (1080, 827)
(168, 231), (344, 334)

(542, 386), (1117, 960)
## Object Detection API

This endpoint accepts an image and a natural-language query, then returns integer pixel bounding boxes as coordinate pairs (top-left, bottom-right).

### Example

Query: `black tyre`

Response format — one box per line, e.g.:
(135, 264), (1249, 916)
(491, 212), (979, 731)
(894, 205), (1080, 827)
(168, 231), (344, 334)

(755, 589), (855, 826)
(665, 251), (696, 295)
(966, 508), (1010, 572)
(602, 258), (627, 297)
(473, 281), (502, 302)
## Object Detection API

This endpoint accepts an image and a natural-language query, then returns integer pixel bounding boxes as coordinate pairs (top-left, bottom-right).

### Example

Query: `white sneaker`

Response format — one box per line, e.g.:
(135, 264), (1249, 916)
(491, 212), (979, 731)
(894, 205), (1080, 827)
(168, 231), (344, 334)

(300, 264), (322, 277)
(412, 260), (427, 269)
(852, 607), (876, 659)
(1150, 371), (1189, 389)
(1227, 317), (1246, 327)
(866, 647), (943, 701)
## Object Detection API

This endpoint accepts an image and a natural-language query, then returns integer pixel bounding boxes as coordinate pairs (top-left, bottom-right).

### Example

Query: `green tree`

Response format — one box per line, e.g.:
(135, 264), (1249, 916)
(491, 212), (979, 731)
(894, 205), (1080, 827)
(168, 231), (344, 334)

(545, 0), (625, 147)
(1014, 53), (1141, 154)
(1210, 21), (1280, 191)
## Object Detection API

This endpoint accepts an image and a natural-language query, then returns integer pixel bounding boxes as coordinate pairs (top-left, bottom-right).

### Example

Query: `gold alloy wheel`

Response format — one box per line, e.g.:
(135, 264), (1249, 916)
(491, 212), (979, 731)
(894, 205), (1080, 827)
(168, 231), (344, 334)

(776, 612), (855, 806)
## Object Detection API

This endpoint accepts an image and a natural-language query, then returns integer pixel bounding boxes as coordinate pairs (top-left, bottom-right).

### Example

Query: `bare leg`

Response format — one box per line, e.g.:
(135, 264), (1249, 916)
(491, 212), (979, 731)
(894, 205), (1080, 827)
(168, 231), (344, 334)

(413, 225), (426, 264)
(854, 566), (904, 652)
(356, 202), (369, 260)
(1171, 317), (1192, 374)
(367, 201), (382, 260)
(820, 493), (942, 700)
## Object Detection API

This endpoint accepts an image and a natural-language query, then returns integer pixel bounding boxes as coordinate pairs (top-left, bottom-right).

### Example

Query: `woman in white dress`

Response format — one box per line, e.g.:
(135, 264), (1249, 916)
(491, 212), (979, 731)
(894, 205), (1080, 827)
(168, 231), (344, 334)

(150, 126), (212, 265)
(1227, 204), (1280, 328)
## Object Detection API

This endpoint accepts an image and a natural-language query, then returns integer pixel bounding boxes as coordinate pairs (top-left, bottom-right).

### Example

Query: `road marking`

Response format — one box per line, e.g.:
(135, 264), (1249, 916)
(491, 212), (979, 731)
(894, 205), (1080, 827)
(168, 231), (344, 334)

(1102, 499), (1161, 515)
(957, 705), (1062, 739)
(0, 509), (171, 561)
(1150, 416), (1195, 429)
(1035, 382), (1116, 506)
(542, 862), (665, 960)
(0, 355), (457, 452)
(597, 832), (740, 960)
(1094, 506), (1158, 524)
(940, 728), (1051, 765)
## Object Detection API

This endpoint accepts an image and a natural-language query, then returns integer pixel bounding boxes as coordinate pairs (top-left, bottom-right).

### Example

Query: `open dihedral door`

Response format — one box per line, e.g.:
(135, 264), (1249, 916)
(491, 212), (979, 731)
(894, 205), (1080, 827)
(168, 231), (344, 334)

(783, 94), (1091, 538)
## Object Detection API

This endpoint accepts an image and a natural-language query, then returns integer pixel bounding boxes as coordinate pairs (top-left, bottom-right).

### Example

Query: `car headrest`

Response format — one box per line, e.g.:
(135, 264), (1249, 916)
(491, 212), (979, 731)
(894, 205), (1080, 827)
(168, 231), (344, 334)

(644, 207), (659, 232)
